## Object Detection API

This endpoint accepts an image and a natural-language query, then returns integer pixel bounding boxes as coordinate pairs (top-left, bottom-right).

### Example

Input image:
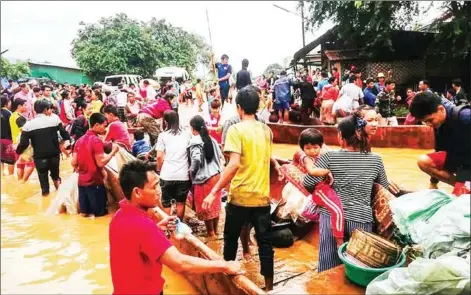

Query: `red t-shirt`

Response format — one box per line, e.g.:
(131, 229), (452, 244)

(110, 200), (172, 295)
(207, 114), (222, 144)
(74, 130), (105, 186)
(139, 99), (171, 119)
(334, 72), (340, 82)
(104, 120), (132, 151)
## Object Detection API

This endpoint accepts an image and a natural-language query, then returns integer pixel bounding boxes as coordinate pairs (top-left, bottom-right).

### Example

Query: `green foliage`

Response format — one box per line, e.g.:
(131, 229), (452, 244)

(0, 57), (30, 80)
(71, 13), (210, 81)
(395, 106), (410, 117)
(263, 63), (284, 76)
(302, 1), (419, 56)
(302, 1), (469, 62)
(148, 18), (211, 77)
(427, 1), (470, 62)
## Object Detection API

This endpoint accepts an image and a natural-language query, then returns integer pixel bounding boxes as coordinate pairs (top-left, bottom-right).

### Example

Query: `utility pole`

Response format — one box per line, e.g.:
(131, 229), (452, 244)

(1, 49), (9, 55)
(300, 2), (306, 68)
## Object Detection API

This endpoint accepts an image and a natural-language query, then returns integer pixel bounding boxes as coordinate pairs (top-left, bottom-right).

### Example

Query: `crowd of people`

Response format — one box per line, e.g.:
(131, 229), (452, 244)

(0, 53), (469, 295)
(242, 65), (469, 128)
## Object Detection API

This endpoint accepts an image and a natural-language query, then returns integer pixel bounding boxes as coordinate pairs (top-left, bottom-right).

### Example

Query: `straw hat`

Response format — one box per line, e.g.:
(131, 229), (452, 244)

(377, 72), (385, 78)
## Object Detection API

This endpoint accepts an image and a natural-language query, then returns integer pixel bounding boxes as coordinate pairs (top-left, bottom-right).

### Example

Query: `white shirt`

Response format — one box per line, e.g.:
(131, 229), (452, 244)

(146, 86), (157, 101)
(339, 83), (364, 102)
(116, 92), (127, 107)
(155, 128), (192, 181)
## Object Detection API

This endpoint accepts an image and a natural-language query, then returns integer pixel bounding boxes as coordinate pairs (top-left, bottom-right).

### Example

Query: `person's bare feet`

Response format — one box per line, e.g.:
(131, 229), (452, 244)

(54, 179), (61, 190)
(429, 183), (439, 190)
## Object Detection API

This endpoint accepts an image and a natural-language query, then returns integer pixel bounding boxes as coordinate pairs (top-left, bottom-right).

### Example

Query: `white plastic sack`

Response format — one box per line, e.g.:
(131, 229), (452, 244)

(389, 190), (455, 243)
(419, 195), (470, 258)
(366, 255), (470, 295)
(277, 182), (313, 223)
(45, 173), (79, 215)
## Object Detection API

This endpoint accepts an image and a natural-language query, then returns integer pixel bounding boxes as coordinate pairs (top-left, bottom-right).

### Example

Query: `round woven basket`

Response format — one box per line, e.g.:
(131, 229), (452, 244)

(338, 242), (406, 287)
(346, 229), (402, 268)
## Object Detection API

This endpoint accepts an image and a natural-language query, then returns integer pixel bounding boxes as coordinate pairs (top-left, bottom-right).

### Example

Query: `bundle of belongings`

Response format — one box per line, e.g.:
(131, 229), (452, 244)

(45, 147), (134, 215)
(365, 191), (470, 294)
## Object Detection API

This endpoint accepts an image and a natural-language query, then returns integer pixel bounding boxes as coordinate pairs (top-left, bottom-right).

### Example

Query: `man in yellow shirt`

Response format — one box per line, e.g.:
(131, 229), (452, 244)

(10, 98), (26, 144)
(202, 86), (280, 291)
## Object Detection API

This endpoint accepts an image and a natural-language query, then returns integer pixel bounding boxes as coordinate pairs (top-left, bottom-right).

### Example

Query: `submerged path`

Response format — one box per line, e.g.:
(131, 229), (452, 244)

(1, 102), (452, 294)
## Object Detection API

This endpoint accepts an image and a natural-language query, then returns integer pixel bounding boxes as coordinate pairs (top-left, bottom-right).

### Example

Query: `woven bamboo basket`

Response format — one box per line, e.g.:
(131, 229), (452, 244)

(346, 229), (402, 268)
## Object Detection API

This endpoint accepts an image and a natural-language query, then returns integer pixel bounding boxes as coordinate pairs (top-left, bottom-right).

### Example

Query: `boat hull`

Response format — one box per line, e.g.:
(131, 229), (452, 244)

(268, 123), (434, 149)
(104, 152), (363, 295)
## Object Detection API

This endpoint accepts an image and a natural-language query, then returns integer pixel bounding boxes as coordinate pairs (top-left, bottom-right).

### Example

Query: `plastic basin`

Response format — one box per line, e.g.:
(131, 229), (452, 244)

(337, 242), (406, 287)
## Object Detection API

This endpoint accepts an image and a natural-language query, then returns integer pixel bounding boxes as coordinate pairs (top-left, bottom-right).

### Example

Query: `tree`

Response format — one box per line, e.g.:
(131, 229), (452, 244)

(302, 1), (420, 56)
(263, 63), (284, 76)
(70, 14), (211, 82)
(0, 57), (30, 80)
(71, 14), (159, 81)
(426, 1), (470, 62)
(148, 18), (211, 76)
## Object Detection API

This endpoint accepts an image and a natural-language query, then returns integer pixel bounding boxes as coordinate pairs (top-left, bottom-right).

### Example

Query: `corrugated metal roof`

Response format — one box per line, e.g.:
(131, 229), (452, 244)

(324, 49), (365, 61)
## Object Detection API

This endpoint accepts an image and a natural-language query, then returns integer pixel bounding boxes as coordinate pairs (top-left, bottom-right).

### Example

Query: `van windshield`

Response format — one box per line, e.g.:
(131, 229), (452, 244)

(104, 77), (124, 86)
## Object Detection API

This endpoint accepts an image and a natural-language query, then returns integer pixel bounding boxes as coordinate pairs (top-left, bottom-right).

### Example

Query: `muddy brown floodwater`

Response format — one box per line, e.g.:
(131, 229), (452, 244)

(1, 143), (451, 294)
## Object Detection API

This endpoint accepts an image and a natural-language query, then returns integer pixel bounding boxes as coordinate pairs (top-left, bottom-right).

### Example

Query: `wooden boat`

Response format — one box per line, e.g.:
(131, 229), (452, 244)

(104, 153), (364, 295)
(268, 122), (434, 149)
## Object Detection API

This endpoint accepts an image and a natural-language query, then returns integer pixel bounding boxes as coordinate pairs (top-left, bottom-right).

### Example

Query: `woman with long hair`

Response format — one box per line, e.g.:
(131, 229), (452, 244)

(188, 115), (224, 237)
(303, 111), (390, 272)
(155, 110), (192, 221)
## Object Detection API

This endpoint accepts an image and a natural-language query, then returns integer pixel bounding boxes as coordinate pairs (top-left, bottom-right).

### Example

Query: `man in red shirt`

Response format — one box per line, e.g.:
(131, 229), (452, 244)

(110, 160), (243, 295)
(103, 105), (132, 151)
(72, 113), (119, 217)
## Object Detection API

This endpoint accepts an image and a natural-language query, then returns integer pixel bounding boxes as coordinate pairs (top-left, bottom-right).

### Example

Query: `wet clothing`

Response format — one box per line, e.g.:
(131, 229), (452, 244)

(159, 179), (191, 207)
(273, 75), (291, 110)
(34, 156), (60, 195)
(223, 203), (274, 278)
(75, 130), (105, 187)
(78, 185), (107, 216)
(132, 139), (151, 159)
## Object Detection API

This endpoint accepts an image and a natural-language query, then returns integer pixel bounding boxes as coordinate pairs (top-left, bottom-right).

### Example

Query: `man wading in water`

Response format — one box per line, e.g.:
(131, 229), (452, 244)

(109, 160), (243, 295)
(410, 91), (470, 195)
(202, 86), (279, 291)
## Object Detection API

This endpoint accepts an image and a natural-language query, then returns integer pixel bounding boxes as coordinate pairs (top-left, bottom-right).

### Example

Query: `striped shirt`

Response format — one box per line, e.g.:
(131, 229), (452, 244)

(303, 150), (389, 223)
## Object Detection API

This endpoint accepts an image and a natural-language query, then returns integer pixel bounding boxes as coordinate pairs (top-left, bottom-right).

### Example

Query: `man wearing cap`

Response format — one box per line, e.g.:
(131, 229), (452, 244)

(375, 73), (386, 93)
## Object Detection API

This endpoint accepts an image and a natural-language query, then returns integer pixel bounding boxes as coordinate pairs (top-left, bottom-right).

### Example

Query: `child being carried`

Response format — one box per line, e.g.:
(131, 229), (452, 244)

(283, 128), (345, 246)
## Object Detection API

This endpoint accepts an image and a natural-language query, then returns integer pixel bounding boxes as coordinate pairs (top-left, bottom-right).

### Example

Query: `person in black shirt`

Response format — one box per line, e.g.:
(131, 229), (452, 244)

(293, 75), (316, 124)
(16, 100), (71, 196)
(236, 59), (252, 90)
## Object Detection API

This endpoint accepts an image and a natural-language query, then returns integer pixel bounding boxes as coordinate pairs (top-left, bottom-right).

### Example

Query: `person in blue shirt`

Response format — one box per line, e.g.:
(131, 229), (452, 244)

(316, 72), (329, 92)
(273, 70), (292, 124)
(215, 54), (232, 106)
(411, 92), (470, 195)
(363, 78), (378, 107)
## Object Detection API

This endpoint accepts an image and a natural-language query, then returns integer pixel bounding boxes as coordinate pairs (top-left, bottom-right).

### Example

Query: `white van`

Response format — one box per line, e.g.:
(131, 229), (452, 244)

(154, 67), (190, 83)
(104, 74), (142, 90)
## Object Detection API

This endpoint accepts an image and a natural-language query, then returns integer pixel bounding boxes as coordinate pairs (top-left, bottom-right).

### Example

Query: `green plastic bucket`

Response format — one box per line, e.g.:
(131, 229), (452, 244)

(337, 242), (406, 287)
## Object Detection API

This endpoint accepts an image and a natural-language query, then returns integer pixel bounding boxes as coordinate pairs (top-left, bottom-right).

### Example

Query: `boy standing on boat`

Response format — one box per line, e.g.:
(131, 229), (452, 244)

(110, 160), (243, 295)
(202, 86), (278, 291)
(410, 91), (470, 196)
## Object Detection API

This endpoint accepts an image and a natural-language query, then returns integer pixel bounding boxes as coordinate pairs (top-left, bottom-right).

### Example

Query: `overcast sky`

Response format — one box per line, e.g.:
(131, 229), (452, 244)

(1, 1), (438, 78)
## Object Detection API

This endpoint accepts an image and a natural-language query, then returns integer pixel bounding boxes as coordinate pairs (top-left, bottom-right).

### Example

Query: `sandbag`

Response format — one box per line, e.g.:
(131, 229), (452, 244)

(45, 173), (79, 215)
(366, 254), (470, 295)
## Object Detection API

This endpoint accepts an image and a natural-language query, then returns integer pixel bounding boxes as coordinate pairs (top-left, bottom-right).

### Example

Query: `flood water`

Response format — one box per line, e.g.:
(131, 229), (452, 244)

(1, 100), (451, 294)
(1, 142), (452, 294)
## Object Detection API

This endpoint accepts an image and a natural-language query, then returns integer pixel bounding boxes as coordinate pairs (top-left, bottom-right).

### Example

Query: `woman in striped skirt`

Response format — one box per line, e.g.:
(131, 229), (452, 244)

(303, 111), (390, 272)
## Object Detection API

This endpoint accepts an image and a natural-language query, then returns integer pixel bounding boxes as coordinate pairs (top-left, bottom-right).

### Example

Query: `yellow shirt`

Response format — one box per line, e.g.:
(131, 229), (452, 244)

(9, 111), (21, 144)
(196, 84), (203, 100)
(224, 120), (273, 207)
(91, 100), (103, 114)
